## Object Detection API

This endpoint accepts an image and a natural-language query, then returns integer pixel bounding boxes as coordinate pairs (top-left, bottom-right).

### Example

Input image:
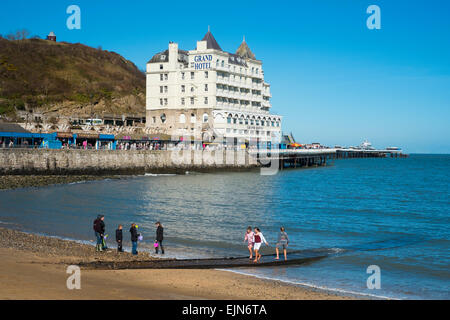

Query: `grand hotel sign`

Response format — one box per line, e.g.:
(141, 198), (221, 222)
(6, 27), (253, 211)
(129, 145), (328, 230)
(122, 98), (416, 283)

(194, 55), (213, 70)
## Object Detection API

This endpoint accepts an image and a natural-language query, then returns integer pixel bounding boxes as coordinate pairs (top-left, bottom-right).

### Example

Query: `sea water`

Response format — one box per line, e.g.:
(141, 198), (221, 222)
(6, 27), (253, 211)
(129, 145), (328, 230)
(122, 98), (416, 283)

(0, 154), (449, 299)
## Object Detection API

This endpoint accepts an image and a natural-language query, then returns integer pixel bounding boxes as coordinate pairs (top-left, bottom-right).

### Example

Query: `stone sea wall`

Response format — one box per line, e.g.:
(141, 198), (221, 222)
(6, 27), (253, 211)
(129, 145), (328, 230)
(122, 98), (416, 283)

(0, 149), (259, 175)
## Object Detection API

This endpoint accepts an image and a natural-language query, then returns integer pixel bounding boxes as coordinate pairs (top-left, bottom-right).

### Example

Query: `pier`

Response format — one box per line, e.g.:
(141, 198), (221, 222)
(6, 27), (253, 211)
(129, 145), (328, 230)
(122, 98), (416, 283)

(253, 148), (408, 170)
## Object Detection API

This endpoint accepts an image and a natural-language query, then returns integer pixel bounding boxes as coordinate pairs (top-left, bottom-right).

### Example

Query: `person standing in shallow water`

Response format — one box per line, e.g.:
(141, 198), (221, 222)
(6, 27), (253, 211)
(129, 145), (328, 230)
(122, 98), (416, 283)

(275, 227), (289, 261)
(244, 226), (254, 260)
(130, 223), (139, 255)
(155, 222), (164, 254)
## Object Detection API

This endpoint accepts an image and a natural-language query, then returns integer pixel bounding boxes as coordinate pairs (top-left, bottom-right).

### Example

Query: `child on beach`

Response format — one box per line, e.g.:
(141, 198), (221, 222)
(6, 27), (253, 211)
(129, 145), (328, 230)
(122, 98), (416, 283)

(244, 226), (254, 260)
(253, 227), (269, 263)
(115, 225), (123, 252)
(275, 227), (289, 261)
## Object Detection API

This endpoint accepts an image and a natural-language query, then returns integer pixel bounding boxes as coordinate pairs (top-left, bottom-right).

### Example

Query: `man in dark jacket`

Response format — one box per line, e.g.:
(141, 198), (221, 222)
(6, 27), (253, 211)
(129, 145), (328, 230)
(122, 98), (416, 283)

(116, 225), (123, 252)
(130, 223), (139, 255)
(155, 222), (164, 254)
(93, 215), (105, 252)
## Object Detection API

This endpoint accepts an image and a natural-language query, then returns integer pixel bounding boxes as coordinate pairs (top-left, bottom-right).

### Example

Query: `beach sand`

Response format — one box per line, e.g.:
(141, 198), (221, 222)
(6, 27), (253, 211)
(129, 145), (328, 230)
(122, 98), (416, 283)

(0, 228), (352, 300)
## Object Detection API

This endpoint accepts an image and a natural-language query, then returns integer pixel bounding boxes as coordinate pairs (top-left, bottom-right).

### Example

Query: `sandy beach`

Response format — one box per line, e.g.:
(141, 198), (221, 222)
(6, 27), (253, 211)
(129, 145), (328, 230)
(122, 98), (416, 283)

(0, 228), (352, 300)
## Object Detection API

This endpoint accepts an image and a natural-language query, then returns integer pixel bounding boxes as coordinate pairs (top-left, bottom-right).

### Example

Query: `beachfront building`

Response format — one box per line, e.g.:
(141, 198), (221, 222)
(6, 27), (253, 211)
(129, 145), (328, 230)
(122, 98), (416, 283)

(145, 29), (282, 147)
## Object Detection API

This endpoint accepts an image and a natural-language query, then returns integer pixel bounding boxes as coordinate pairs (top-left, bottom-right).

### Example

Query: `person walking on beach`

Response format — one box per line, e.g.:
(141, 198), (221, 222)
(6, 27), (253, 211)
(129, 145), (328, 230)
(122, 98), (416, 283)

(244, 226), (254, 260)
(93, 215), (105, 252)
(275, 227), (289, 261)
(116, 225), (123, 252)
(253, 227), (269, 263)
(155, 222), (165, 254)
(130, 223), (139, 255)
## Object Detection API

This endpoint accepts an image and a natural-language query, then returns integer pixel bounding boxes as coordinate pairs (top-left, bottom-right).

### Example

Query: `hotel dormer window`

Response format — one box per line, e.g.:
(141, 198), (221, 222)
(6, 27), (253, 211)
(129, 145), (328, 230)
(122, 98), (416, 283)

(160, 64), (163, 70)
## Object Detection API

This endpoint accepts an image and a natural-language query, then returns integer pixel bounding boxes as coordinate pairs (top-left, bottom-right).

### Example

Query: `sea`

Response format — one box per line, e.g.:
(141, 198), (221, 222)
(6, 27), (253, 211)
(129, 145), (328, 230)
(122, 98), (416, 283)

(0, 154), (449, 299)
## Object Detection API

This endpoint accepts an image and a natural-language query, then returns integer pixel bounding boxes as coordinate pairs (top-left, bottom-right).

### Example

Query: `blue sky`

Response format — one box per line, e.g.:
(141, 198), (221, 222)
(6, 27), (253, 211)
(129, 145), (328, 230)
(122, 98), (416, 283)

(1, 0), (449, 153)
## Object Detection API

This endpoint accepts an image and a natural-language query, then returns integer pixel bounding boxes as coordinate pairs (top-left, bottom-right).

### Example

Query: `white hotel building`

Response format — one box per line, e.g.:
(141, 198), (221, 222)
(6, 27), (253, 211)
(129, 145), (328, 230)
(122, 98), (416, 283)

(146, 30), (282, 146)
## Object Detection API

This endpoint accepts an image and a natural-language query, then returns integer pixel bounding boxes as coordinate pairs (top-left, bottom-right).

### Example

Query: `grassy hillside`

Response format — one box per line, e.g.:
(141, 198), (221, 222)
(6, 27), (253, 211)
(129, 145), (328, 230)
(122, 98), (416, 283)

(0, 37), (145, 118)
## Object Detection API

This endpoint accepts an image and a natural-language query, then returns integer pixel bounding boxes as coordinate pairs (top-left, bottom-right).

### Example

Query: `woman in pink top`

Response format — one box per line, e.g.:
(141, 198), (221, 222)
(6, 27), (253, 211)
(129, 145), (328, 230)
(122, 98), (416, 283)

(244, 226), (254, 260)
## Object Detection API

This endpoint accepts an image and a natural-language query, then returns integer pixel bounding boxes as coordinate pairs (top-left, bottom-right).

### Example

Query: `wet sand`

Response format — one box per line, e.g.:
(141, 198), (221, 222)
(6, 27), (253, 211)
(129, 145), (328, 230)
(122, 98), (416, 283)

(0, 228), (352, 300)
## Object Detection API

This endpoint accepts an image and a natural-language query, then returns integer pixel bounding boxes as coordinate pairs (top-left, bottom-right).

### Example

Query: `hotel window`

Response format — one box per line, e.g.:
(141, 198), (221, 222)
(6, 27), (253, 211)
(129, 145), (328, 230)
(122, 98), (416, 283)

(227, 115), (232, 124)
(245, 119), (249, 125)
(164, 74), (168, 80)
(181, 85), (185, 93)
(181, 72), (185, 80)
(233, 118), (237, 124)
(204, 84), (208, 92)
(164, 86), (168, 93)
(239, 118), (243, 125)
(221, 60), (224, 67)
(205, 71), (208, 79)
(256, 120), (260, 126)
(191, 72), (194, 80)
(160, 113), (166, 123)
(160, 64), (163, 70)
(204, 97), (208, 105)
(261, 120), (265, 126)
(191, 86), (194, 93)
(160, 86), (163, 93)
(250, 119), (254, 125)
(216, 59), (219, 67)
(179, 114), (186, 124)
(164, 98), (168, 106)
(203, 113), (209, 123)
(191, 113), (196, 123)
(271, 121), (275, 127)
(160, 74), (163, 81)
(256, 68), (259, 74)
(152, 117), (156, 124)
(226, 128), (231, 133)
(252, 67), (254, 73)
(181, 98), (185, 105)
(160, 98), (163, 106)
(190, 97), (194, 105)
